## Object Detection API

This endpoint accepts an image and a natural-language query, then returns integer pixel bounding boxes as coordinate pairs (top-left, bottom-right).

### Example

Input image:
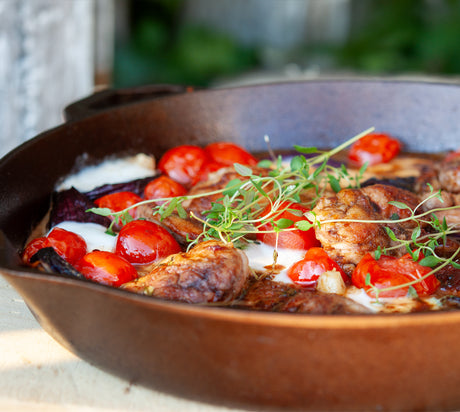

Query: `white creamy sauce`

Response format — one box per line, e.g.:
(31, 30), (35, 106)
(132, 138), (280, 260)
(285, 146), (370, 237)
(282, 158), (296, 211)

(243, 242), (305, 284)
(56, 154), (155, 192)
(345, 286), (442, 313)
(51, 155), (155, 255)
(52, 222), (117, 253)
(345, 287), (382, 313)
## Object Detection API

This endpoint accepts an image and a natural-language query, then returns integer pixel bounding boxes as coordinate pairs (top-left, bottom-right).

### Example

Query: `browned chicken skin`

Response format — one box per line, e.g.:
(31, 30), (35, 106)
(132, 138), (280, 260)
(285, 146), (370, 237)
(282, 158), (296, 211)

(312, 184), (421, 274)
(233, 278), (371, 314)
(121, 240), (250, 304)
(416, 155), (460, 223)
(431, 157), (460, 226)
(439, 157), (460, 193)
(360, 184), (420, 226)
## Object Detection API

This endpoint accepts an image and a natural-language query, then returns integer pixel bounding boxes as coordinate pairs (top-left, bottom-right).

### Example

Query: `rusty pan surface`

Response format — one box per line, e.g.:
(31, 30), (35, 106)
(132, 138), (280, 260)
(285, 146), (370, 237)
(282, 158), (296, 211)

(1, 80), (460, 411)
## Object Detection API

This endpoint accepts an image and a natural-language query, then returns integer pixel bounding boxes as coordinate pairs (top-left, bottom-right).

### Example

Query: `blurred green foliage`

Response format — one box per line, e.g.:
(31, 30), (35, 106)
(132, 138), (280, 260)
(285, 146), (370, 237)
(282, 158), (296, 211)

(336, 0), (460, 74)
(114, 0), (460, 88)
(114, 0), (258, 87)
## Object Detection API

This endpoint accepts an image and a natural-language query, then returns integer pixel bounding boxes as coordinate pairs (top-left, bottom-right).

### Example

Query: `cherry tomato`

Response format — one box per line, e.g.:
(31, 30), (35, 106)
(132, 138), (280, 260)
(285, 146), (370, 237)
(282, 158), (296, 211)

(287, 247), (348, 289)
(144, 175), (187, 203)
(204, 142), (258, 167)
(158, 145), (209, 187)
(22, 238), (51, 264)
(74, 250), (137, 287)
(115, 220), (182, 265)
(256, 201), (320, 250)
(192, 161), (226, 185)
(22, 227), (87, 265)
(348, 133), (402, 166)
(94, 191), (143, 227)
(95, 191), (142, 216)
(444, 148), (460, 162)
(352, 252), (440, 298)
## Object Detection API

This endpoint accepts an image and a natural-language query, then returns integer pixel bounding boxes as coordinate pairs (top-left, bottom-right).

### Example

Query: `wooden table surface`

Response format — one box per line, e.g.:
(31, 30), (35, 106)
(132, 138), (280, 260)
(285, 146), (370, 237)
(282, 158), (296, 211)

(0, 276), (247, 412)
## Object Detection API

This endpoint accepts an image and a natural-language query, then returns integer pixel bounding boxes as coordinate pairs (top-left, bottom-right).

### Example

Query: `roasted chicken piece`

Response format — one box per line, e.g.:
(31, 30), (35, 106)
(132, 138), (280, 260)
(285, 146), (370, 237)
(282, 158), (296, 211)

(439, 156), (460, 193)
(435, 156), (460, 225)
(415, 155), (460, 224)
(312, 184), (421, 274)
(121, 240), (250, 304)
(360, 184), (420, 228)
(436, 263), (460, 295)
(233, 278), (370, 314)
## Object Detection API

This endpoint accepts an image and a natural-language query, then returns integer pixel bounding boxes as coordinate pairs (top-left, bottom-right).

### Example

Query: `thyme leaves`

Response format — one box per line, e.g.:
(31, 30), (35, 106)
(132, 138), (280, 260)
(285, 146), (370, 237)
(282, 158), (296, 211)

(87, 127), (460, 299)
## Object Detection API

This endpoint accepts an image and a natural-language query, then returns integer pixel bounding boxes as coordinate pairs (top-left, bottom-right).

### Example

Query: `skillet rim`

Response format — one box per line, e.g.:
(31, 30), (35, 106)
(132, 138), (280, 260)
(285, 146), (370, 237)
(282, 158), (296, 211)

(64, 76), (460, 121)
(2, 76), (460, 163)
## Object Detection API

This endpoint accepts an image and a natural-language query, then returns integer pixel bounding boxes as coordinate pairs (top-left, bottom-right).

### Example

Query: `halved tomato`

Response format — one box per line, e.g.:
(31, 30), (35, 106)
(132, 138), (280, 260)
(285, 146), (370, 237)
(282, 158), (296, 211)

(287, 247), (348, 289)
(144, 175), (187, 203)
(75, 250), (137, 287)
(256, 201), (320, 250)
(191, 161), (226, 185)
(204, 142), (258, 167)
(158, 145), (209, 187)
(22, 227), (87, 265)
(94, 191), (142, 224)
(352, 252), (440, 298)
(444, 148), (460, 162)
(348, 133), (401, 166)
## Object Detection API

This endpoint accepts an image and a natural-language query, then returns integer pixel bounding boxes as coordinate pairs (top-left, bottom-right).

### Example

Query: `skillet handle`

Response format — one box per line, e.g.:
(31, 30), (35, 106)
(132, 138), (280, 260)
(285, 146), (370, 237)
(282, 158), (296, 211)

(64, 84), (193, 122)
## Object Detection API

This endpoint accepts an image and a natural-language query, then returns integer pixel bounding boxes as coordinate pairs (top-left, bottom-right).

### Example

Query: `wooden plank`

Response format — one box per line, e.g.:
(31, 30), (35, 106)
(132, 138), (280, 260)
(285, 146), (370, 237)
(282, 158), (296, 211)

(0, 0), (95, 158)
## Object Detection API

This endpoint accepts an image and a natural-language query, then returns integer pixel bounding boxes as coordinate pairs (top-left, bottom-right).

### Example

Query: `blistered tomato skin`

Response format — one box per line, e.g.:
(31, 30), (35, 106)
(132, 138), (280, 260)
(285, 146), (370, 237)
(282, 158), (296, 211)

(444, 148), (460, 162)
(352, 253), (440, 298)
(75, 251), (137, 287)
(256, 201), (320, 250)
(158, 145), (209, 187)
(22, 227), (87, 265)
(94, 191), (142, 220)
(204, 142), (258, 167)
(348, 133), (402, 166)
(288, 247), (348, 289)
(22, 238), (51, 264)
(192, 161), (226, 185)
(144, 175), (187, 203)
(115, 220), (182, 265)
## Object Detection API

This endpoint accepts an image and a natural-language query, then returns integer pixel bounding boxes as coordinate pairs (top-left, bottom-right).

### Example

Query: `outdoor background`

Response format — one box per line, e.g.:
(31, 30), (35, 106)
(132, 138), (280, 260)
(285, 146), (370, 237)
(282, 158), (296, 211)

(2, 0), (460, 157)
(113, 0), (460, 88)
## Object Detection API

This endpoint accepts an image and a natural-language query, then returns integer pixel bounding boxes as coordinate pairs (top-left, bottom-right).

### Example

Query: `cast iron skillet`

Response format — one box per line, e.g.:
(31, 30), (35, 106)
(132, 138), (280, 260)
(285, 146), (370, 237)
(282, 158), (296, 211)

(1, 80), (460, 411)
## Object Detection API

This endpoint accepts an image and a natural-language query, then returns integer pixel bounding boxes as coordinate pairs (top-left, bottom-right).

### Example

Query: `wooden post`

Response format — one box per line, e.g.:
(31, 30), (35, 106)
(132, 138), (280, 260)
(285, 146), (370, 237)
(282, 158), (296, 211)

(95, 0), (116, 87)
(0, 0), (96, 158)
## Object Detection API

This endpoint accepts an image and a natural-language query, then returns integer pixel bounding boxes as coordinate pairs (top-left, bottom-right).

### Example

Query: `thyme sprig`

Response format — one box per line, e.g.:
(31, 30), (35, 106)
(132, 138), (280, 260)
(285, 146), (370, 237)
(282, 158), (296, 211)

(87, 127), (460, 300)
(88, 128), (374, 241)
(179, 127), (376, 247)
(306, 183), (460, 298)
